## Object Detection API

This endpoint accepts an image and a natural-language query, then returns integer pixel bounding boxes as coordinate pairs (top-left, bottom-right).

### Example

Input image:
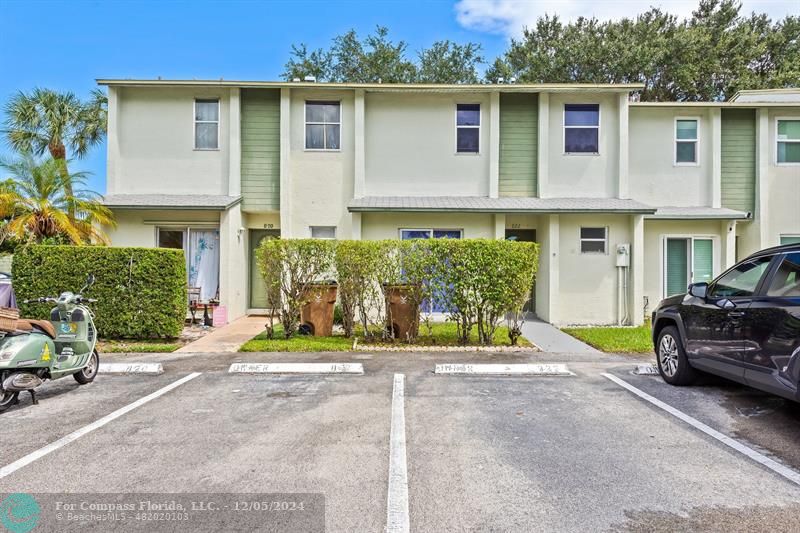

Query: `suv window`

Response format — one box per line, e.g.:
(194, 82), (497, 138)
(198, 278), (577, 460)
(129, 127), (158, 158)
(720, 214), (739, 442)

(708, 256), (772, 298)
(767, 253), (800, 297)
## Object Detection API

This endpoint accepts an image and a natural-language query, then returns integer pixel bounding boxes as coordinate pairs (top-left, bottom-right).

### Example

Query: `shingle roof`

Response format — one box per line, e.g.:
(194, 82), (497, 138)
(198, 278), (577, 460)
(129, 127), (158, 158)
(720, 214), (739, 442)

(648, 206), (750, 219)
(348, 196), (657, 214)
(102, 194), (241, 210)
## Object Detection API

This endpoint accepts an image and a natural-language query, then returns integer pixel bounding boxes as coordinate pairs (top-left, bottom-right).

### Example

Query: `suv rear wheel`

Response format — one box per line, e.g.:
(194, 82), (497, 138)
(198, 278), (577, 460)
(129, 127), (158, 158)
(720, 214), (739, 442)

(656, 326), (697, 385)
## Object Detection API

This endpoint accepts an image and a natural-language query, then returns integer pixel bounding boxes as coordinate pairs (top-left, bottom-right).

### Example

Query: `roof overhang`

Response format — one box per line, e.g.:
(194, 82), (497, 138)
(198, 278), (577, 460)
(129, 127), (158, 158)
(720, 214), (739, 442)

(630, 101), (799, 108)
(348, 196), (657, 214)
(96, 79), (643, 93)
(647, 206), (751, 220)
(102, 194), (242, 210)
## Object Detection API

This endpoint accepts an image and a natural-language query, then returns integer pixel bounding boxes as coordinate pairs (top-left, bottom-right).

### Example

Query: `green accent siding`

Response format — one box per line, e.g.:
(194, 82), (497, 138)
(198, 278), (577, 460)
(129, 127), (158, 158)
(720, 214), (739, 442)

(721, 109), (755, 213)
(241, 89), (280, 211)
(499, 93), (538, 197)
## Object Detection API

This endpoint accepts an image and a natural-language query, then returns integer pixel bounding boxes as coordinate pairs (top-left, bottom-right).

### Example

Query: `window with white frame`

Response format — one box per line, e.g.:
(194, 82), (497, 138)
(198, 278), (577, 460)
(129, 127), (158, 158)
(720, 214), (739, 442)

(456, 104), (480, 153)
(310, 226), (336, 239)
(580, 227), (607, 253)
(675, 118), (699, 164)
(305, 101), (341, 150)
(564, 104), (599, 153)
(777, 119), (800, 164)
(194, 99), (219, 150)
(400, 229), (463, 240)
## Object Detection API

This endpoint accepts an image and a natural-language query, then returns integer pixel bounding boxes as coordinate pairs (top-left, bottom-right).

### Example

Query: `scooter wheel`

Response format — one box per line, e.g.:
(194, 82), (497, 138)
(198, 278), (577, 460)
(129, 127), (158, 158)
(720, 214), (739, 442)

(0, 391), (19, 413)
(74, 350), (100, 384)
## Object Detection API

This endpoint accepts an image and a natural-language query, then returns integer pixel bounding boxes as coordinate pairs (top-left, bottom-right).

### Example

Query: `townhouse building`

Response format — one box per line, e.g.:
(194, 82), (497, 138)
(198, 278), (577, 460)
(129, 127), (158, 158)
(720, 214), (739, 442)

(99, 79), (800, 326)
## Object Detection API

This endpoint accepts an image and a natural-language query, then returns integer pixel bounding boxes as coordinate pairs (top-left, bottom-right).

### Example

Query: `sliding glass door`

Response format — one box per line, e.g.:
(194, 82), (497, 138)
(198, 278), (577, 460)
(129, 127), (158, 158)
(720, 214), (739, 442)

(157, 227), (220, 302)
(664, 237), (714, 297)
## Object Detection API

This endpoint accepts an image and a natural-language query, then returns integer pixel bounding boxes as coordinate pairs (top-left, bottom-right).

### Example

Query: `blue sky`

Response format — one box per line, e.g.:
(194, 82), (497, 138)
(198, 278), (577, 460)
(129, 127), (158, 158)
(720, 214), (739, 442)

(1, 0), (795, 193)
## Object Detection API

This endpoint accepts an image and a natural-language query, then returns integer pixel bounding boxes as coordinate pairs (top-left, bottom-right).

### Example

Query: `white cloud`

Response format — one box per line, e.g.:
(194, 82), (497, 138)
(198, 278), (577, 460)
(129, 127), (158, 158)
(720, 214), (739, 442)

(455, 0), (798, 37)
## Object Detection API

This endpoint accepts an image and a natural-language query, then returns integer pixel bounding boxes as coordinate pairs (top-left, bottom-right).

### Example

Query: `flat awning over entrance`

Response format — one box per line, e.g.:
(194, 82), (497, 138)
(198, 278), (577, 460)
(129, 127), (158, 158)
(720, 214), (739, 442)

(348, 196), (656, 214)
(103, 194), (242, 210)
(647, 206), (750, 220)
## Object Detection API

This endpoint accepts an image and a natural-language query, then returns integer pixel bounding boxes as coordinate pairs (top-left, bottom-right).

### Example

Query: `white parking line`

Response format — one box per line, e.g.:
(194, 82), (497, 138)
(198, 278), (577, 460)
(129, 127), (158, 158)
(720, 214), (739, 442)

(602, 373), (800, 487)
(435, 363), (573, 376)
(0, 372), (201, 480)
(386, 373), (409, 533)
(228, 363), (364, 374)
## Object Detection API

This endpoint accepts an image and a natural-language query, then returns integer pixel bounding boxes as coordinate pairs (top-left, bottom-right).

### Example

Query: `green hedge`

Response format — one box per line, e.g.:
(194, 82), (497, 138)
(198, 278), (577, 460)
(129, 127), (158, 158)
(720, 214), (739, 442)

(13, 245), (187, 338)
(257, 238), (539, 345)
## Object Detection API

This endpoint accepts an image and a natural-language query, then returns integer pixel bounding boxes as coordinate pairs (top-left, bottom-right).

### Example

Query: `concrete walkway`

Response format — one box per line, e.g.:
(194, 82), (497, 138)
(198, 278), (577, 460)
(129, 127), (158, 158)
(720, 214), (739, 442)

(175, 315), (267, 353)
(521, 317), (600, 354)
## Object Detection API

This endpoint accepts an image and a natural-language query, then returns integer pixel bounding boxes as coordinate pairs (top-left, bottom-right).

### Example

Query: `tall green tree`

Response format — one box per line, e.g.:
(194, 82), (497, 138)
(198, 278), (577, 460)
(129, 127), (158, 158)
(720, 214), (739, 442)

(417, 41), (484, 83)
(283, 27), (483, 83)
(490, 0), (799, 101)
(3, 88), (107, 215)
(0, 154), (115, 245)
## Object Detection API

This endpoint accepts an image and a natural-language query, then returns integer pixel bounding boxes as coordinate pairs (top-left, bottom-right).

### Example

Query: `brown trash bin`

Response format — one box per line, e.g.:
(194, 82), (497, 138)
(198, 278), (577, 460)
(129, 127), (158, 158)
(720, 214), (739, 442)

(384, 284), (419, 341)
(301, 282), (338, 336)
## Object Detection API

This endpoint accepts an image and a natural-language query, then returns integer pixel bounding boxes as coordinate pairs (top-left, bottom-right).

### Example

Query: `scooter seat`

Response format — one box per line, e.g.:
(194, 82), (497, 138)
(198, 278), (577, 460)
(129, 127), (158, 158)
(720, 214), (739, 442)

(16, 319), (57, 339)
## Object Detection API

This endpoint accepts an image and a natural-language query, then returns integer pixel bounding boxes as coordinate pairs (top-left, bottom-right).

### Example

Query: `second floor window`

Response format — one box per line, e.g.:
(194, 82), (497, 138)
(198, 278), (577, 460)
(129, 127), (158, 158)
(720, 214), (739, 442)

(564, 104), (599, 153)
(675, 118), (699, 164)
(777, 119), (800, 164)
(306, 101), (341, 150)
(194, 99), (219, 150)
(456, 104), (480, 153)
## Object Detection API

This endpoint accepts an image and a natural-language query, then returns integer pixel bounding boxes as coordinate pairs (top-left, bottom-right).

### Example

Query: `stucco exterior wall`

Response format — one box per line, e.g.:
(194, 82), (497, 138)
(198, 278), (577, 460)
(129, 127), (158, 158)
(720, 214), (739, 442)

(364, 92), (491, 197)
(555, 214), (631, 325)
(110, 87), (232, 195)
(764, 108), (800, 247)
(104, 209), (221, 247)
(629, 107), (714, 207)
(545, 93), (619, 198)
(360, 212), (495, 240)
(287, 89), (355, 238)
(642, 219), (724, 313)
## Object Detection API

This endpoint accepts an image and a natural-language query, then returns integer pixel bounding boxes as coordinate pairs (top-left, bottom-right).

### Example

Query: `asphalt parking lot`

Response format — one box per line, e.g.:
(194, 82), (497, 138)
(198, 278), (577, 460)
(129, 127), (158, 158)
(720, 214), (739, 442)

(2, 350), (800, 532)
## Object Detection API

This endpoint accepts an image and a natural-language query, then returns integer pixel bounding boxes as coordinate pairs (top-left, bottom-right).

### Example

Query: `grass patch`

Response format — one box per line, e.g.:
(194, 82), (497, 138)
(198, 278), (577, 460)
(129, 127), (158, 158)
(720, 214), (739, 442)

(240, 322), (530, 352)
(98, 340), (181, 353)
(561, 325), (653, 353)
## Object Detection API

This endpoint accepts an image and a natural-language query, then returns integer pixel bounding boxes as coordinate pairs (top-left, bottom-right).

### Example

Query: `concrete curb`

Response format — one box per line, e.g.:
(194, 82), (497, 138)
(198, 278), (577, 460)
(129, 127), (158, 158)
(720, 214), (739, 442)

(98, 363), (164, 375)
(434, 363), (574, 376)
(228, 362), (364, 374)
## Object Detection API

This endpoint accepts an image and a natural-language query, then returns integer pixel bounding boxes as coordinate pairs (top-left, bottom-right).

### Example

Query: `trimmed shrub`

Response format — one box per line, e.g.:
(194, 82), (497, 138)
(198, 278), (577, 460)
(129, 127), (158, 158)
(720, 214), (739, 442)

(13, 245), (186, 338)
(256, 238), (539, 345)
(256, 238), (336, 338)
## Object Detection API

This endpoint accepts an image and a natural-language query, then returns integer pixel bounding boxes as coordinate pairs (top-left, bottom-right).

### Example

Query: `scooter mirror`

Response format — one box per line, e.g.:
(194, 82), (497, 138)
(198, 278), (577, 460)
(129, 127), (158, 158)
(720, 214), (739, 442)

(87, 273), (95, 287)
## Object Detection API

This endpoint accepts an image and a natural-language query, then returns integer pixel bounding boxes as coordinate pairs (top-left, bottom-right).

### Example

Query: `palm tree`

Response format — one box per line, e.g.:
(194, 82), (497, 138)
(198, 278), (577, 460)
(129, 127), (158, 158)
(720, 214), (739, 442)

(2, 88), (107, 216)
(0, 154), (115, 245)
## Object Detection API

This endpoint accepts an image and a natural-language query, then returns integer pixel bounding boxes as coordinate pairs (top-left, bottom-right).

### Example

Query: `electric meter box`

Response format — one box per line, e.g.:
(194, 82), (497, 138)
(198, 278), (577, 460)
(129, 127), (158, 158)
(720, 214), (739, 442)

(616, 244), (631, 267)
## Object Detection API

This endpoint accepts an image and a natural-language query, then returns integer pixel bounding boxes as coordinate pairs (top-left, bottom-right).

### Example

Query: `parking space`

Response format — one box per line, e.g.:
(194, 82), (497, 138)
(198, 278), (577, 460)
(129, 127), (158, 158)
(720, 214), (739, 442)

(1, 353), (799, 531)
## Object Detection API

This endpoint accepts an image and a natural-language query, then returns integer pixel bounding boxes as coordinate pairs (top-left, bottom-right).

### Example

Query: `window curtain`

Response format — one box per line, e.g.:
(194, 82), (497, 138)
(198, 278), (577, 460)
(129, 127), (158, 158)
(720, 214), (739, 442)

(189, 230), (220, 301)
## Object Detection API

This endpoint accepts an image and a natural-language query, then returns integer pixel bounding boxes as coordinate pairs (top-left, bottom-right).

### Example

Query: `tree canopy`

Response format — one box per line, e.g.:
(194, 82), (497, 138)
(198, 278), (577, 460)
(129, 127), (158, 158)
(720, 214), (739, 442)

(282, 1), (798, 101)
(283, 26), (484, 84)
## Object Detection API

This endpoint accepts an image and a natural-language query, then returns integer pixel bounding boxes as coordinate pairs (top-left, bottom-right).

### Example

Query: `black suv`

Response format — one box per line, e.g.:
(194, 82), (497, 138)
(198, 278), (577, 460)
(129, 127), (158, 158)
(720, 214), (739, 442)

(652, 243), (800, 401)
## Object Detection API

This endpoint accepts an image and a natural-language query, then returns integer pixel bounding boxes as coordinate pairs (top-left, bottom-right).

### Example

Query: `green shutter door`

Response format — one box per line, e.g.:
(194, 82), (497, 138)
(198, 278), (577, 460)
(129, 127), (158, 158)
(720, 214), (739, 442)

(692, 239), (714, 283)
(249, 229), (280, 308)
(666, 239), (689, 296)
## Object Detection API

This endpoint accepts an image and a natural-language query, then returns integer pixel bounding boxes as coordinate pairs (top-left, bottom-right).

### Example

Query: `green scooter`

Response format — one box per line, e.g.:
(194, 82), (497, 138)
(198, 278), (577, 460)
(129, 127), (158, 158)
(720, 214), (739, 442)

(0, 274), (100, 412)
